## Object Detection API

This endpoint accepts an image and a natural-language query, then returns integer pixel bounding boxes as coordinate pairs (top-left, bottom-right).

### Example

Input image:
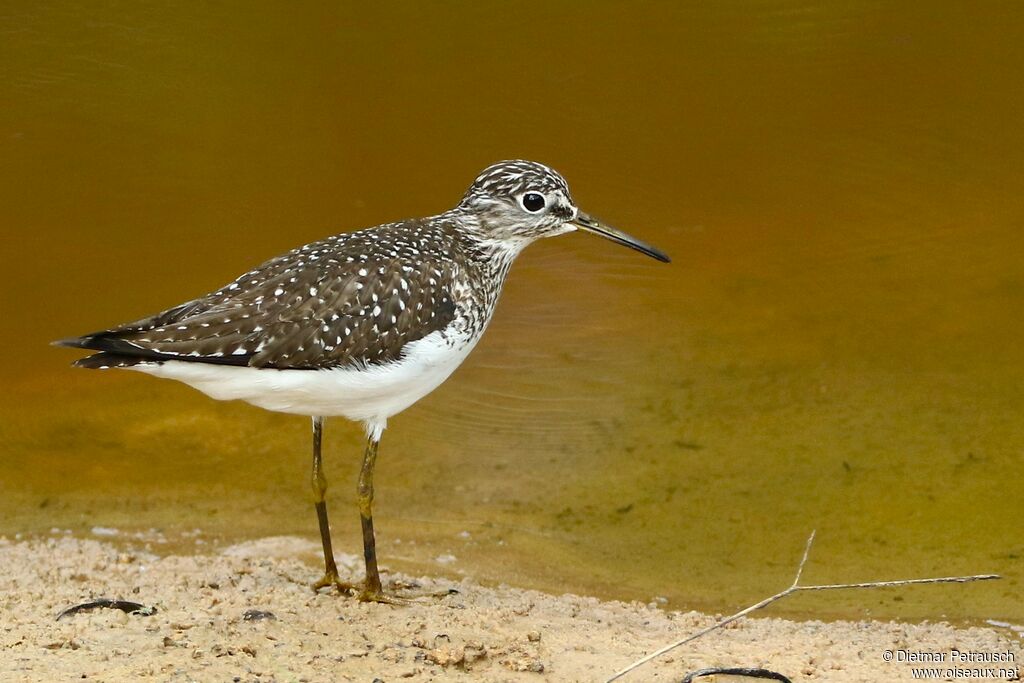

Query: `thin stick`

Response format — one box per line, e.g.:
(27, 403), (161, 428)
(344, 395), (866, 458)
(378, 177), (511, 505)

(606, 531), (1000, 683)
(790, 529), (815, 587)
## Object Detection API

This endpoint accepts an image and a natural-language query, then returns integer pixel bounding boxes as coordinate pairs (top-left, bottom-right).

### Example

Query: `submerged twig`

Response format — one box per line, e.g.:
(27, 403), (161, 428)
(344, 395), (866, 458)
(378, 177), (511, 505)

(607, 531), (1000, 682)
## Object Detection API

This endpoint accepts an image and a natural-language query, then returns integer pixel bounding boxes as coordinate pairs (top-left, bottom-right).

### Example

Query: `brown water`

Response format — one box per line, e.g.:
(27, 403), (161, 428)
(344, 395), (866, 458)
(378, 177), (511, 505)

(2, 2), (1021, 622)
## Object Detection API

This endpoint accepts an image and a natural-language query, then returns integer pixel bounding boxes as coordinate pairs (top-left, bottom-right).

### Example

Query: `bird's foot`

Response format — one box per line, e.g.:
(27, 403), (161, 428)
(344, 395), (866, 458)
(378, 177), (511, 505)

(311, 571), (456, 604)
(357, 585), (410, 605)
(390, 577), (460, 600)
(356, 578), (457, 605)
(312, 569), (357, 595)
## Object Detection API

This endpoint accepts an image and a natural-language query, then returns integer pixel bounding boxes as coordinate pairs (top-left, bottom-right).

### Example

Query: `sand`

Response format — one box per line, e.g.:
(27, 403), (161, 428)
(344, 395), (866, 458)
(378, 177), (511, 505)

(0, 535), (1019, 682)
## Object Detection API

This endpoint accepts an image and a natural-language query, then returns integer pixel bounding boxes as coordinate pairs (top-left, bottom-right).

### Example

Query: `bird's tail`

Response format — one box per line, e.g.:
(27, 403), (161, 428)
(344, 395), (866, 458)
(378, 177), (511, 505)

(69, 352), (149, 369)
(52, 334), (157, 369)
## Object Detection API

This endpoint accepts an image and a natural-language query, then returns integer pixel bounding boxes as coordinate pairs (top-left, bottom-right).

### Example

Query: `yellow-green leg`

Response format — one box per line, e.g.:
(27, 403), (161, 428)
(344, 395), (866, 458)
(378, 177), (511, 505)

(356, 433), (391, 602)
(310, 416), (355, 594)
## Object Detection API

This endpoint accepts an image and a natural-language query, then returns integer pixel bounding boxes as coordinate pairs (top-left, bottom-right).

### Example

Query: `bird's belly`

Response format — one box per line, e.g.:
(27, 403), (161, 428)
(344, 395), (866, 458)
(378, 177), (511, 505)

(129, 330), (479, 421)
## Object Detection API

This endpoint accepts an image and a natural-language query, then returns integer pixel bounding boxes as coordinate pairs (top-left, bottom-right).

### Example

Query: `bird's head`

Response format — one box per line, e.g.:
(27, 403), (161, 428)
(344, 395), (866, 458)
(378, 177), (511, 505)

(456, 160), (670, 263)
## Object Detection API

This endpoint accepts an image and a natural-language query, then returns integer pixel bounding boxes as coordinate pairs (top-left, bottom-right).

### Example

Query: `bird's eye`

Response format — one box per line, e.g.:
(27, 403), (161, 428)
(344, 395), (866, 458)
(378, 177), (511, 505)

(521, 192), (546, 213)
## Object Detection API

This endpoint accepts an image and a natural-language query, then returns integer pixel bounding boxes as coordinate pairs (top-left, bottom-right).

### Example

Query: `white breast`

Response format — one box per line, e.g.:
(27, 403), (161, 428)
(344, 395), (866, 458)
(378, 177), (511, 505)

(129, 329), (479, 427)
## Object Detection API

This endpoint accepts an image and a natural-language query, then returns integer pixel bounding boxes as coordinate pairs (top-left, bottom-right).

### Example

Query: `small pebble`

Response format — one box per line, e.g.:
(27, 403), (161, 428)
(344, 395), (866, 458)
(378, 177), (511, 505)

(242, 609), (276, 622)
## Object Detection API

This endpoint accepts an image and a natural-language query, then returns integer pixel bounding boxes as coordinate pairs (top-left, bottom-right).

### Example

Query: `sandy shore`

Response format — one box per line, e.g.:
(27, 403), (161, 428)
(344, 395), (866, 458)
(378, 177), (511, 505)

(0, 536), (1019, 682)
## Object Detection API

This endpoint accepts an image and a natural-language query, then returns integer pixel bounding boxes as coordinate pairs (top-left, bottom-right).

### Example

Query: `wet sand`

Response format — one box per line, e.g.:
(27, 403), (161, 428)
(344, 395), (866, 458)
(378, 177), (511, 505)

(1, 535), (1019, 682)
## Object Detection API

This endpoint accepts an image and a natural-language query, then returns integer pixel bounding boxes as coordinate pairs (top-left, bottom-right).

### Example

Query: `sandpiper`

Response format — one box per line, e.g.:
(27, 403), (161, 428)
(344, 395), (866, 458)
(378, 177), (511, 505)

(56, 160), (670, 602)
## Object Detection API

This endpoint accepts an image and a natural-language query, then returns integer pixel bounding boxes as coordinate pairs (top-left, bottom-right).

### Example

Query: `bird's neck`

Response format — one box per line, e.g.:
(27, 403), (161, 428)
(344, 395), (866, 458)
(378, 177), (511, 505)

(443, 209), (531, 267)
(435, 210), (525, 330)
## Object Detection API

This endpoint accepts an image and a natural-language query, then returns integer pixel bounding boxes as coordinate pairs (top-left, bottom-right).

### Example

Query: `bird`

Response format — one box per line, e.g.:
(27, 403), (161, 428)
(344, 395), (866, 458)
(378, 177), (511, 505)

(56, 160), (670, 602)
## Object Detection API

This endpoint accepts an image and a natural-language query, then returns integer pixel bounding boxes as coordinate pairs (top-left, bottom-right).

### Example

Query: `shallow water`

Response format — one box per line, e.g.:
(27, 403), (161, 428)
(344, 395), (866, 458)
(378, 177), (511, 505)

(1, 2), (1021, 621)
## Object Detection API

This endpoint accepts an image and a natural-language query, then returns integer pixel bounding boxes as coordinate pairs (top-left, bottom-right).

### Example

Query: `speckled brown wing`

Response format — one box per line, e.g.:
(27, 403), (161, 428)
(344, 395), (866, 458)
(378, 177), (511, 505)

(60, 223), (462, 370)
(243, 257), (458, 368)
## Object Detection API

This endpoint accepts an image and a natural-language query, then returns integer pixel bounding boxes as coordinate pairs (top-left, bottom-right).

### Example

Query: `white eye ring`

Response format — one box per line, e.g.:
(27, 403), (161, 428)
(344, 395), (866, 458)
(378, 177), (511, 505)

(520, 192), (547, 213)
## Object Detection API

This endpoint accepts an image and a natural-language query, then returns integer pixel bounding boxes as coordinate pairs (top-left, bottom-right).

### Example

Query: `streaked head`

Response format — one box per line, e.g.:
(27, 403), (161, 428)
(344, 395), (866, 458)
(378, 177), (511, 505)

(457, 160), (670, 262)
